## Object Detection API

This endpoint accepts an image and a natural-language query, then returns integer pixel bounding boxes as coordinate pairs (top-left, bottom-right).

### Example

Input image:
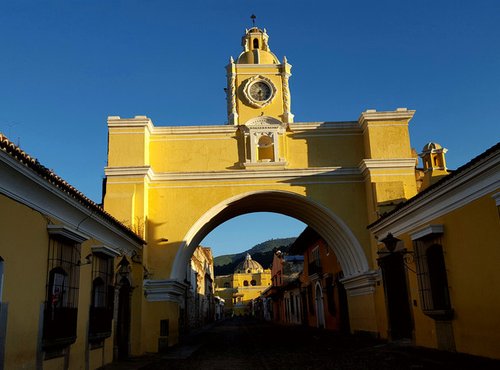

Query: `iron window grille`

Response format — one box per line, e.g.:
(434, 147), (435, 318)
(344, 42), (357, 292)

(89, 252), (115, 343)
(414, 236), (453, 320)
(43, 237), (81, 351)
(308, 246), (322, 276)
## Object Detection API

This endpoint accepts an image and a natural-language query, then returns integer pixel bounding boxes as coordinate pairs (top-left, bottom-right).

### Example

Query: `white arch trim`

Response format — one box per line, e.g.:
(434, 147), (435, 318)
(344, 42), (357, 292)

(170, 190), (371, 284)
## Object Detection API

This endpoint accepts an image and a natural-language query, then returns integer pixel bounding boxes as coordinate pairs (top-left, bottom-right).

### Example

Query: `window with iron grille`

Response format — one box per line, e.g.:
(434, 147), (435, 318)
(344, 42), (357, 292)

(89, 253), (115, 343)
(43, 237), (81, 351)
(308, 246), (322, 276)
(414, 236), (453, 319)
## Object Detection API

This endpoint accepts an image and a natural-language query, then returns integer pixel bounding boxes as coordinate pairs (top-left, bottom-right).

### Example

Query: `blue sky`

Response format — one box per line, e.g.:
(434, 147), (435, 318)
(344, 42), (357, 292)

(1, 1), (499, 256)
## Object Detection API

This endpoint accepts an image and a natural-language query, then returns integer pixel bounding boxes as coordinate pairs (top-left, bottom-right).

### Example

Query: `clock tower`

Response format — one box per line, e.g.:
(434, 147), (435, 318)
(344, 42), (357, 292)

(226, 27), (293, 125)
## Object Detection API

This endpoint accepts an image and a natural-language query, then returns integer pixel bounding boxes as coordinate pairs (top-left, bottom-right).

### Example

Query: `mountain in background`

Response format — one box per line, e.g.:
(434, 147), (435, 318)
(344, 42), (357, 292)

(213, 237), (296, 276)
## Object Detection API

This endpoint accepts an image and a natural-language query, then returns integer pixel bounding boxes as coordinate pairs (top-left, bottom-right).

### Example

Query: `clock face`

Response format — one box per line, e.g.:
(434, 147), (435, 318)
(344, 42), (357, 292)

(242, 76), (276, 107)
(249, 81), (272, 101)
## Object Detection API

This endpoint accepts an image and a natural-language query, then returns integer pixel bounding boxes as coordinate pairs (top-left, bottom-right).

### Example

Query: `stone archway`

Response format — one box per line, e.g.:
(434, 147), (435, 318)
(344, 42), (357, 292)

(170, 190), (373, 294)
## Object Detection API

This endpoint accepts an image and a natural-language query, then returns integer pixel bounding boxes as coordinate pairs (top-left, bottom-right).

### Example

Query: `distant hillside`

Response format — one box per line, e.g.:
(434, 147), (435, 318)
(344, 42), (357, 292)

(214, 237), (296, 276)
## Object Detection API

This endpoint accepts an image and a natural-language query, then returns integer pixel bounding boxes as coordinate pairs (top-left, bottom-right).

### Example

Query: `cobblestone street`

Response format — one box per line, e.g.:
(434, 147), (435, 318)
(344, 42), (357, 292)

(103, 317), (500, 370)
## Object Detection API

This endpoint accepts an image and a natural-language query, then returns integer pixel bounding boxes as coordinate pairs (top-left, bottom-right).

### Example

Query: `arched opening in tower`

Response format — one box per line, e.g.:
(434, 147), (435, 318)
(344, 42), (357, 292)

(257, 134), (274, 162)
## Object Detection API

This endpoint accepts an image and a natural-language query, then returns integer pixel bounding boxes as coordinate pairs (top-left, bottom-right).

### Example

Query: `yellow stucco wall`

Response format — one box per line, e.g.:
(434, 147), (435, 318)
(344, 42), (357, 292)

(415, 194), (499, 358)
(0, 194), (119, 370)
(378, 189), (500, 359)
(1, 195), (47, 369)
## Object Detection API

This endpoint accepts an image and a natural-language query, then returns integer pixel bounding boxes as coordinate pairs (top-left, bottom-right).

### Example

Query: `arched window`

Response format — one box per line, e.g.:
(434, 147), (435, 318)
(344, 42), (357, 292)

(258, 135), (274, 162)
(250, 280), (257, 286)
(92, 277), (106, 308)
(253, 38), (259, 49)
(48, 267), (69, 308)
(243, 280), (249, 286)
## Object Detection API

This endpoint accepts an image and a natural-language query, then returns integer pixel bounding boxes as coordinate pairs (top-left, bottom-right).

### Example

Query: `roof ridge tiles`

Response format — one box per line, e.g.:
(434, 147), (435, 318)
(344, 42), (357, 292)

(0, 133), (145, 245)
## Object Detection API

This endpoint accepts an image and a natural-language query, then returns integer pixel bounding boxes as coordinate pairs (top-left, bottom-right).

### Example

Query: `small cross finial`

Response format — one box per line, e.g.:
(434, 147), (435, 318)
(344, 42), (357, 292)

(251, 14), (256, 27)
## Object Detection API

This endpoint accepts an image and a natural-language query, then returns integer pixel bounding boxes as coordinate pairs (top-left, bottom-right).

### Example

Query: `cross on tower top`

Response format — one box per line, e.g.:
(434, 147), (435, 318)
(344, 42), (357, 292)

(250, 14), (256, 27)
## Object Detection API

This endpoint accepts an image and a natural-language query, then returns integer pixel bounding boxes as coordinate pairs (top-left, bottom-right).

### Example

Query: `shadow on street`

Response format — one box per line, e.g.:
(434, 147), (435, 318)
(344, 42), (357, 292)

(103, 317), (500, 370)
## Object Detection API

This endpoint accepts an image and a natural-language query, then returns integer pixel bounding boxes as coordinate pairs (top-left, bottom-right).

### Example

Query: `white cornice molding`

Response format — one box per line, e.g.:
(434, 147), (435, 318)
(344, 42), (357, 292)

(290, 121), (360, 132)
(47, 225), (89, 244)
(143, 279), (188, 303)
(152, 125), (236, 135)
(109, 120), (365, 136)
(243, 161), (288, 169)
(369, 149), (500, 238)
(410, 225), (444, 241)
(359, 158), (417, 174)
(105, 166), (362, 182)
(91, 245), (122, 258)
(242, 115), (284, 128)
(340, 270), (380, 296)
(492, 192), (500, 207)
(104, 166), (153, 179)
(358, 109), (415, 130)
(111, 121), (363, 136)
(108, 115), (154, 133)
(0, 150), (142, 254)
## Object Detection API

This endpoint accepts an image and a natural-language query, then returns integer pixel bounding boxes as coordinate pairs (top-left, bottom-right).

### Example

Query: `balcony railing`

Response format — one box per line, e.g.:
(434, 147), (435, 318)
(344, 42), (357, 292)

(308, 262), (322, 276)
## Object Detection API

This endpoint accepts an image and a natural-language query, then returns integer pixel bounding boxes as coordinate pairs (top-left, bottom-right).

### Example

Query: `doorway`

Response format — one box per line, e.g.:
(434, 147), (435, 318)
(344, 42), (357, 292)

(379, 252), (413, 340)
(315, 283), (325, 329)
(116, 278), (131, 359)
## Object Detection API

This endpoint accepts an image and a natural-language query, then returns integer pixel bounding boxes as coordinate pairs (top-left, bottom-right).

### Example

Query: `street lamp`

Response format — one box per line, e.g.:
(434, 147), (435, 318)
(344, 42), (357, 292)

(377, 233), (415, 273)
(379, 233), (400, 253)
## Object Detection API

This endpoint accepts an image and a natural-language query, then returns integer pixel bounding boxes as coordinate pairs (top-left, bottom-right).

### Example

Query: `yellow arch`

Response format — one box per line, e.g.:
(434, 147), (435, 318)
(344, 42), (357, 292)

(171, 190), (369, 281)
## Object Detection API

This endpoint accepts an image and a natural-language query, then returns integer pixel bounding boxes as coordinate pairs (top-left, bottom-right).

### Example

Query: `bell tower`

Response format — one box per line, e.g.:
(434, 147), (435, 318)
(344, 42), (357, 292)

(226, 27), (293, 125)
(419, 142), (450, 189)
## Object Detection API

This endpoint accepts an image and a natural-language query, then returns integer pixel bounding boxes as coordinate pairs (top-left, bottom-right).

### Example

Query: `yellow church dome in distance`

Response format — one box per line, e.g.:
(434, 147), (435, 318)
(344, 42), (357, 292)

(235, 253), (264, 273)
(236, 27), (280, 64)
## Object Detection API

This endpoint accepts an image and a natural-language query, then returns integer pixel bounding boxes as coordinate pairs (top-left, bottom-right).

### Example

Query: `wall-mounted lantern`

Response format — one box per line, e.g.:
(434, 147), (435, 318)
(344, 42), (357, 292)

(379, 233), (401, 253)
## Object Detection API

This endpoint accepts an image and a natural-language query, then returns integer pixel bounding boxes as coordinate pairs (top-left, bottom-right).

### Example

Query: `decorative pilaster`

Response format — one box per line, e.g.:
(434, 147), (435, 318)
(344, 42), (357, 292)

(281, 56), (294, 123)
(226, 57), (238, 125)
